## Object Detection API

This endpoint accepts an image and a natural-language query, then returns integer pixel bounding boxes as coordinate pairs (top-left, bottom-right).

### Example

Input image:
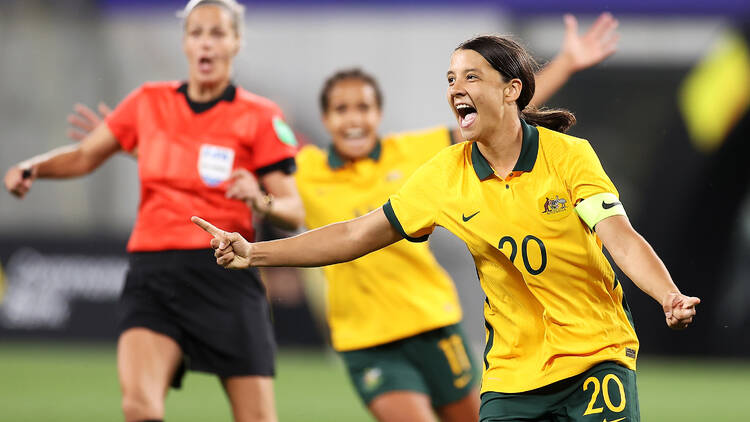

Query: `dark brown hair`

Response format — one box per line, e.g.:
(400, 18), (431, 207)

(456, 35), (576, 132)
(319, 68), (383, 113)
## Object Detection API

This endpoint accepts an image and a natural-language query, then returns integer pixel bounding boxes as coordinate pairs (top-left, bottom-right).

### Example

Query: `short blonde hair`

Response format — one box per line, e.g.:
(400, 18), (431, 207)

(178, 0), (245, 40)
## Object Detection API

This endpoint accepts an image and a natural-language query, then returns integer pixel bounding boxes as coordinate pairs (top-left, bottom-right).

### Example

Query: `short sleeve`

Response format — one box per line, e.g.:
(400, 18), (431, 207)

(105, 86), (143, 152)
(383, 160), (442, 242)
(248, 108), (299, 172)
(567, 140), (626, 230)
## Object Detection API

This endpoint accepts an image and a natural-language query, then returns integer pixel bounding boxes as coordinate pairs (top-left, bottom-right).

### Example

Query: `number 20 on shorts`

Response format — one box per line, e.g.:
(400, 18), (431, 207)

(583, 373), (626, 416)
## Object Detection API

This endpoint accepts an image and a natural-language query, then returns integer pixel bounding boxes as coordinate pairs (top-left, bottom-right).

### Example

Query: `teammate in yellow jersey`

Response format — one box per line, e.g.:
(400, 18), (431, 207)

(68, 13), (620, 422)
(192, 34), (699, 422)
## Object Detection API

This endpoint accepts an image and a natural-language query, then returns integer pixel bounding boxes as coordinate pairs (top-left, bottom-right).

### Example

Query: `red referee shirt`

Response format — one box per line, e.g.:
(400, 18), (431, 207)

(106, 81), (298, 252)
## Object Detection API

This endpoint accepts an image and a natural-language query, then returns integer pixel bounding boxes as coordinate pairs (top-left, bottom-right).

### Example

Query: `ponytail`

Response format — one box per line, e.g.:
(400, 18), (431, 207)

(521, 106), (576, 133)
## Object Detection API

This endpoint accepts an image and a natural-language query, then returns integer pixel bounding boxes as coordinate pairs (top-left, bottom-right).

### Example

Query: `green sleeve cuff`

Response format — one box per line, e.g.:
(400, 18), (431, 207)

(575, 192), (627, 231)
(383, 200), (430, 243)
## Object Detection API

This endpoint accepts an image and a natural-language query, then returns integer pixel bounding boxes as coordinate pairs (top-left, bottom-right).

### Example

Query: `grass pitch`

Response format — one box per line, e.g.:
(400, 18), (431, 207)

(0, 342), (748, 421)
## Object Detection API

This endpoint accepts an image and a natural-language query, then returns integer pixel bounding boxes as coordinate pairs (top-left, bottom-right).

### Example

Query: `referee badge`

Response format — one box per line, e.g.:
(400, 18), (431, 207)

(198, 144), (235, 187)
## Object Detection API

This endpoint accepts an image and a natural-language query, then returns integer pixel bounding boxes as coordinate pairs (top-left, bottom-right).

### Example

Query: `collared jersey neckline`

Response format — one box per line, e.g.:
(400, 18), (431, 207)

(327, 139), (383, 169)
(471, 119), (539, 181)
(176, 82), (237, 114)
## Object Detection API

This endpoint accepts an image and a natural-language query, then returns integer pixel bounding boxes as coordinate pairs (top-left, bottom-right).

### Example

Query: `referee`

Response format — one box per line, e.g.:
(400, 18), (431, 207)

(4, 1), (303, 421)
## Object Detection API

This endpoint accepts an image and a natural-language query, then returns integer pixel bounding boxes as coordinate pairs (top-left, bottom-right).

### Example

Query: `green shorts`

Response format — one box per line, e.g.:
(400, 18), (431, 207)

(340, 323), (479, 407)
(480, 361), (639, 422)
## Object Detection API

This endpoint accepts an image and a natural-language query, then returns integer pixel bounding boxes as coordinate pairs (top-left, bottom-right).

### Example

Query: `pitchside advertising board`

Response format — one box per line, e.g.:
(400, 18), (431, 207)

(0, 235), (323, 345)
(0, 236), (128, 340)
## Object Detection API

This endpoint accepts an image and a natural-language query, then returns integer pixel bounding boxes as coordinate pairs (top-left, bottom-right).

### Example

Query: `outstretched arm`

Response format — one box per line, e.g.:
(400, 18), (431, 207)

(530, 12), (619, 108)
(192, 207), (402, 269)
(4, 123), (121, 198)
(596, 215), (700, 330)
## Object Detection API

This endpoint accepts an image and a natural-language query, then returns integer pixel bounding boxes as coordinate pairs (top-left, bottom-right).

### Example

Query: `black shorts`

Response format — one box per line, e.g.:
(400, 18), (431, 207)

(117, 249), (275, 388)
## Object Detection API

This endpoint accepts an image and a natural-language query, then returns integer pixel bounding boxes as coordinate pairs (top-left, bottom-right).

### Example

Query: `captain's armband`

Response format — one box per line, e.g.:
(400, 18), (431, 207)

(575, 192), (626, 231)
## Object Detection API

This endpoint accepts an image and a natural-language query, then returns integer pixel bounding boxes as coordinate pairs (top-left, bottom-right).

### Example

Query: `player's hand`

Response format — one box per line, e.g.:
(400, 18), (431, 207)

(4, 165), (36, 199)
(67, 102), (112, 141)
(662, 292), (700, 330)
(66, 102), (138, 157)
(191, 216), (253, 269)
(559, 12), (619, 73)
(226, 169), (271, 216)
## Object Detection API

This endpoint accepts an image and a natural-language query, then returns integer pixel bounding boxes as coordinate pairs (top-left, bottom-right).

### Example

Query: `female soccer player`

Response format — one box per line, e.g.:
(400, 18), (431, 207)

(3, 1), (303, 421)
(193, 34), (699, 422)
(66, 13), (619, 422)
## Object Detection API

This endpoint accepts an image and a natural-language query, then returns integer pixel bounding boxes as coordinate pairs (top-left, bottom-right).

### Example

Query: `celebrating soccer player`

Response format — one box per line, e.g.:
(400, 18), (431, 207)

(193, 34), (699, 422)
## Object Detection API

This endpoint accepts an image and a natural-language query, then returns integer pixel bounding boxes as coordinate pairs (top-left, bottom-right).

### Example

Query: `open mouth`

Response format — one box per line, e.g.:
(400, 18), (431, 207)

(456, 104), (477, 128)
(339, 127), (372, 149)
(345, 128), (366, 139)
(198, 57), (214, 73)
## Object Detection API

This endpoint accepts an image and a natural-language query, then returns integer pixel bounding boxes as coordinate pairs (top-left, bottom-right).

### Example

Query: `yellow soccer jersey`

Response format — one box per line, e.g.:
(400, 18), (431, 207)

(295, 126), (462, 352)
(384, 120), (639, 393)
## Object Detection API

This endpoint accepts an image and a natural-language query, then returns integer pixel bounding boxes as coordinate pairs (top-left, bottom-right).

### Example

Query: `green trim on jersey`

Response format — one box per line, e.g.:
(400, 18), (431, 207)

(621, 287), (636, 331)
(483, 318), (495, 370)
(575, 192), (626, 230)
(471, 142), (495, 180)
(383, 200), (429, 243)
(514, 120), (540, 172)
(327, 140), (382, 169)
(470, 119), (539, 180)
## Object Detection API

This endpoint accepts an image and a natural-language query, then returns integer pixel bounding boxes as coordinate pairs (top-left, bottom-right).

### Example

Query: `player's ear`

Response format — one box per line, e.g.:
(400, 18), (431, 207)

(505, 78), (522, 103)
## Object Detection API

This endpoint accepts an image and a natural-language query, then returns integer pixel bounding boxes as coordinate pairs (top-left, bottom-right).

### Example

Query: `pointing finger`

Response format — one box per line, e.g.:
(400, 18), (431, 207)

(191, 216), (224, 237)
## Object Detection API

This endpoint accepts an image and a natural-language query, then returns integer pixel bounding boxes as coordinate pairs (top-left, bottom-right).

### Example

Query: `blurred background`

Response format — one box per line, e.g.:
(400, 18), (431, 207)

(1, 0), (749, 420)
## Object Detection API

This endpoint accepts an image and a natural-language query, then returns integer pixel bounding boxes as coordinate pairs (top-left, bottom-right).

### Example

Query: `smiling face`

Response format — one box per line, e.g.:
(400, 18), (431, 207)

(447, 49), (521, 142)
(322, 78), (383, 160)
(182, 5), (239, 87)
